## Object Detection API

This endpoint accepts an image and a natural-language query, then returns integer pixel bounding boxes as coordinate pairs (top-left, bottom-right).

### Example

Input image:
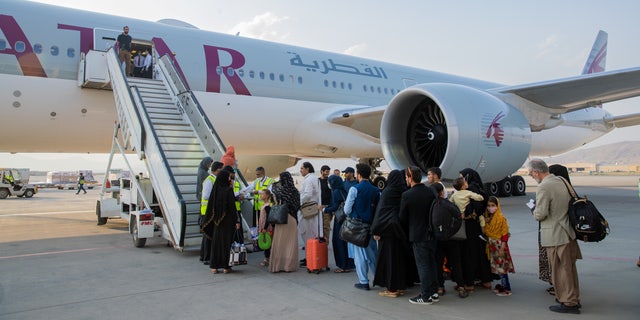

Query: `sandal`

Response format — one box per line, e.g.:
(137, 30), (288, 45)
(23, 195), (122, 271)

(260, 258), (269, 267)
(493, 284), (504, 293)
(457, 286), (469, 298)
(378, 290), (399, 298)
(223, 268), (232, 274)
(464, 286), (475, 293)
(334, 268), (350, 273)
(210, 269), (218, 274)
(437, 287), (445, 296)
(546, 286), (555, 296)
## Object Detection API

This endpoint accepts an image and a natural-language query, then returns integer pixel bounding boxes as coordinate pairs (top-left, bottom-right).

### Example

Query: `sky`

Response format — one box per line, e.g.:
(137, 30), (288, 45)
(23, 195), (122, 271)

(2, 0), (640, 172)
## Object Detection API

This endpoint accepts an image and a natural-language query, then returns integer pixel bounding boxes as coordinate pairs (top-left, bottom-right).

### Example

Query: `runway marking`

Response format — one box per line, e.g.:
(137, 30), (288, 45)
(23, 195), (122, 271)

(0, 210), (93, 217)
(0, 246), (121, 260)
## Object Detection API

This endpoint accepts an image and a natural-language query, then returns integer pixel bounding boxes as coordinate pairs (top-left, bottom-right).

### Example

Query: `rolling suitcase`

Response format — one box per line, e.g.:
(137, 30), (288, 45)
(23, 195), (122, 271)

(306, 207), (329, 274)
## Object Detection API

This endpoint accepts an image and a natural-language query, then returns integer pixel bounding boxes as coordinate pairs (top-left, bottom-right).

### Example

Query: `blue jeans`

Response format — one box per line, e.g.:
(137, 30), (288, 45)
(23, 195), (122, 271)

(413, 240), (438, 297)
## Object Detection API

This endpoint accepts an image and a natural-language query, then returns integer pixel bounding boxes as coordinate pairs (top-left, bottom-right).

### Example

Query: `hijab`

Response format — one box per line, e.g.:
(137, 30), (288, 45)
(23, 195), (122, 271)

(549, 164), (571, 185)
(273, 171), (300, 219)
(196, 156), (213, 199)
(371, 169), (408, 237)
(203, 169), (233, 230)
(483, 197), (509, 239)
(328, 174), (347, 201)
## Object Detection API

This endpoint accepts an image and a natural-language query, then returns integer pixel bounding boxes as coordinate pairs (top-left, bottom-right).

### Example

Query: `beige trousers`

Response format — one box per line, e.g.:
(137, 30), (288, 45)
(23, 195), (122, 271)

(546, 239), (582, 306)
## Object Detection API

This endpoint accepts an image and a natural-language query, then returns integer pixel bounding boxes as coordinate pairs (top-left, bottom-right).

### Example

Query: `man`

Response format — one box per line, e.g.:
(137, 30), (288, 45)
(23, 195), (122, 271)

(142, 49), (152, 78)
(319, 165), (332, 239)
(529, 159), (582, 314)
(343, 163), (380, 290)
(200, 161), (224, 264)
(299, 161), (320, 266)
(342, 167), (357, 191)
(333, 169), (341, 176)
(116, 26), (133, 76)
(427, 167), (448, 198)
(133, 51), (144, 77)
(76, 172), (87, 195)
(241, 166), (273, 227)
(399, 166), (439, 305)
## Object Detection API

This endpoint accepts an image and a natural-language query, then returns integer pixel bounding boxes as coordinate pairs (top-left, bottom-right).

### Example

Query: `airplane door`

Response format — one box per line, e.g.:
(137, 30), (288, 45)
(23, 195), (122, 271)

(94, 28), (121, 51)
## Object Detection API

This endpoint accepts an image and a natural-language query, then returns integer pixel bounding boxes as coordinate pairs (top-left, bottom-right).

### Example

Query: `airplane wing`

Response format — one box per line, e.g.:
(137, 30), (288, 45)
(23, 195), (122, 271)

(328, 105), (386, 139)
(492, 67), (640, 111)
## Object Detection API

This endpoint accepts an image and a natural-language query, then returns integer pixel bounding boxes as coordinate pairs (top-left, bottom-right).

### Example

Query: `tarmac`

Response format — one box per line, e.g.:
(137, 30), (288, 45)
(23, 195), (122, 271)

(0, 175), (639, 320)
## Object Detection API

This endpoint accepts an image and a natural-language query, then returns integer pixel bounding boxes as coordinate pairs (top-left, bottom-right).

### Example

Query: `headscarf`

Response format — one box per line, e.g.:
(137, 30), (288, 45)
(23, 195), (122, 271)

(549, 164), (571, 185)
(484, 197), (509, 240)
(273, 171), (300, 220)
(459, 168), (488, 224)
(371, 169), (408, 237)
(328, 174), (347, 201)
(196, 156), (213, 199)
(221, 145), (236, 167)
(201, 169), (233, 237)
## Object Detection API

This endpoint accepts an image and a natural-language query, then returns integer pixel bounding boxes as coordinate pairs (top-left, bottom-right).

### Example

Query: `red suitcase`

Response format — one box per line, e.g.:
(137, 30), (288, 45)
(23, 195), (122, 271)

(306, 211), (329, 273)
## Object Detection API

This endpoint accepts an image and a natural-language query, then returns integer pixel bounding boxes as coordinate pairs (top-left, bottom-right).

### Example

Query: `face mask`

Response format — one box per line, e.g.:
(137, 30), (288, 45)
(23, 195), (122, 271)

(487, 207), (498, 214)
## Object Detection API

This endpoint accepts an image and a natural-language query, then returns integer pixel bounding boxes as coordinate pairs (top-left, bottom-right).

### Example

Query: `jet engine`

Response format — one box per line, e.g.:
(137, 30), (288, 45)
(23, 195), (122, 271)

(380, 83), (532, 182)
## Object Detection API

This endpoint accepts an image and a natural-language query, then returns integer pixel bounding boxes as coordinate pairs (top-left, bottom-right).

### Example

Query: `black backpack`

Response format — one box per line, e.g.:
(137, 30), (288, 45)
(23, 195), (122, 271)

(430, 197), (463, 241)
(559, 177), (609, 242)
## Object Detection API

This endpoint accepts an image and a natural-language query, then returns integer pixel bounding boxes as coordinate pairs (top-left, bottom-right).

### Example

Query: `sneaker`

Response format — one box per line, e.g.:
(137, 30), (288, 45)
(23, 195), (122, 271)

(493, 284), (505, 293)
(549, 303), (580, 314)
(496, 290), (512, 296)
(409, 293), (439, 305)
(555, 298), (582, 309)
(354, 283), (370, 291)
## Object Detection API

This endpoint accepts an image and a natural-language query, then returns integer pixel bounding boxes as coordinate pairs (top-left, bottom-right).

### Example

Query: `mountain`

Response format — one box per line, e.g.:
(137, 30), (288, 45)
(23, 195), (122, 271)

(543, 141), (640, 165)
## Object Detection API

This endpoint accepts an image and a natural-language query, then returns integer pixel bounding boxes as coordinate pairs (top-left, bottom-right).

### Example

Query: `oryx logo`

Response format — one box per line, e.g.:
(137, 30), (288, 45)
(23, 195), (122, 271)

(485, 111), (505, 147)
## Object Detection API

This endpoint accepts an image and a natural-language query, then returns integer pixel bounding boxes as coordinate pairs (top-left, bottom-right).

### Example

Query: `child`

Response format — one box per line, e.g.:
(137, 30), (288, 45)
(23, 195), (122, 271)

(257, 189), (275, 266)
(450, 177), (484, 221)
(483, 196), (515, 296)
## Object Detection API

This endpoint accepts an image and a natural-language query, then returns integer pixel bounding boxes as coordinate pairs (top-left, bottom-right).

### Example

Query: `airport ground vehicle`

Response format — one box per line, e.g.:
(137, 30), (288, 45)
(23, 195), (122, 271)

(0, 168), (38, 199)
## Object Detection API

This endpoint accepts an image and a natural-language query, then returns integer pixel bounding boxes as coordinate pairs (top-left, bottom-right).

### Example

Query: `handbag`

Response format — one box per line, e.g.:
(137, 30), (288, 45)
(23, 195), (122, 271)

(333, 201), (346, 224)
(229, 229), (247, 265)
(300, 201), (318, 218)
(267, 203), (288, 224)
(339, 217), (371, 247)
(258, 231), (272, 250)
(449, 219), (467, 240)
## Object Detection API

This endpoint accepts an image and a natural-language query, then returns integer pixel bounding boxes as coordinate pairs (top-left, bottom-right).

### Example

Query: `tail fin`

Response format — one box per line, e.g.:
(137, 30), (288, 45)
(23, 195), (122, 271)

(582, 30), (607, 75)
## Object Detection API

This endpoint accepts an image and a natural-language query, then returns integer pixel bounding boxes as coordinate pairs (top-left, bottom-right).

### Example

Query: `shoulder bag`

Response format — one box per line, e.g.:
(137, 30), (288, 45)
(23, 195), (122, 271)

(267, 202), (289, 224)
(300, 201), (318, 218)
(340, 217), (371, 247)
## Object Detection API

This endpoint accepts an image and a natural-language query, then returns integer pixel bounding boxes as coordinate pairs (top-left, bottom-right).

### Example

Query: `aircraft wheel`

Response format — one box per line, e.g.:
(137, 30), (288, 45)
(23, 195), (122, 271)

(499, 178), (512, 197)
(487, 182), (500, 197)
(511, 176), (526, 196)
(373, 176), (387, 190)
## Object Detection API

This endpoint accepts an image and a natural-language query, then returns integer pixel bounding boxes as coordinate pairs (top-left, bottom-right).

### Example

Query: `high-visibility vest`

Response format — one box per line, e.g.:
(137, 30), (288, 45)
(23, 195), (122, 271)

(200, 175), (216, 215)
(254, 177), (273, 210)
(234, 180), (241, 211)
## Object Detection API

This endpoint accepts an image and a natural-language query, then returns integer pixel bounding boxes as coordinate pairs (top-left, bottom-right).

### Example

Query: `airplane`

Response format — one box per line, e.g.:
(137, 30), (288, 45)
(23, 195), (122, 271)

(2, 0), (640, 196)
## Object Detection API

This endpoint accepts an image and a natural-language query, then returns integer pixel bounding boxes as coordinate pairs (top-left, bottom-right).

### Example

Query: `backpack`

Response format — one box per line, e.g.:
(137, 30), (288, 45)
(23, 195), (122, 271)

(559, 177), (609, 242)
(430, 197), (463, 241)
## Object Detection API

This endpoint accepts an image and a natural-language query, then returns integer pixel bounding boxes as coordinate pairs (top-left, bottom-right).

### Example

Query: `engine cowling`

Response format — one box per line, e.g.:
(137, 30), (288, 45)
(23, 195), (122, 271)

(380, 83), (532, 182)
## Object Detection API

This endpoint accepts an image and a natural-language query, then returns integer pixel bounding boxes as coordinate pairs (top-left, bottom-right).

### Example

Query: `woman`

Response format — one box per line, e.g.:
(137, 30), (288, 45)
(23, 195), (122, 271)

(459, 168), (492, 291)
(196, 156), (213, 200)
(323, 174), (355, 273)
(371, 170), (414, 297)
(201, 169), (240, 274)
(269, 171), (300, 272)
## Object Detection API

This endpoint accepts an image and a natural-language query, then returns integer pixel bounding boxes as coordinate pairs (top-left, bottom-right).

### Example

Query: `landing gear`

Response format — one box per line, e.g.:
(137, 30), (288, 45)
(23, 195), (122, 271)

(486, 176), (526, 197)
(364, 158), (387, 190)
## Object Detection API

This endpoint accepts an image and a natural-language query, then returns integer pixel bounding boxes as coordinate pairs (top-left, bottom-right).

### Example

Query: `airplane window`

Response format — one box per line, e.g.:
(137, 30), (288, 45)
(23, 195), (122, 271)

(15, 41), (26, 53)
(340, 82), (345, 89)
(227, 68), (234, 76)
(50, 45), (59, 56)
(216, 66), (222, 75)
(332, 81), (337, 88)
(33, 44), (42, 54)
(279, 74), (285, 82)
(370, 85), (374, 92)
(238, 69), (244, 77)
(384, 88), (388, 94)
(269, 73), (275, 81)
(249, 70), (255, 78)
(363, 85), (368, 92)
(67, 48), (75, 58)
(377, 87), (381, 93)
(0, 39), (5, 50)
(297, 76), (303, 84)
(348, 83), (352, 90)
(259, 71), (265, 79)
(324, 80), (329, 87)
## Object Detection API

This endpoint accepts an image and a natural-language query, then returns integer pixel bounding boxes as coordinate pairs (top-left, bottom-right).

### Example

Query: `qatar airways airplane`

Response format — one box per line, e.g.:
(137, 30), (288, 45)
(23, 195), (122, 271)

(2, 0), (640, 192)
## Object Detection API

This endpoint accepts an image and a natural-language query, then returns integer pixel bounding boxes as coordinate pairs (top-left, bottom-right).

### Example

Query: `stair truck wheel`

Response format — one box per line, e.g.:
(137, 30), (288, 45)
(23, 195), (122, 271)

(96, 200), (108, 225)
(0, 188), (9, 199)
(24, 189), (35, 198)
(132, 220), (147, 248)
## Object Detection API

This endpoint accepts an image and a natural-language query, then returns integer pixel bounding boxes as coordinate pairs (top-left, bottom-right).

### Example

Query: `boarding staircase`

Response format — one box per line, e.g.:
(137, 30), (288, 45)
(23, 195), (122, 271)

(79, 48), (247, 251)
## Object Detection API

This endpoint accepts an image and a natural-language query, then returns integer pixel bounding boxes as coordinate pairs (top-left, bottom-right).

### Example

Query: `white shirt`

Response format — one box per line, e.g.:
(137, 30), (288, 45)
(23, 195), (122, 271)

(300, 172), (320, 204)
(133, 55), (144, 68)
(143, 54), (152, 69)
